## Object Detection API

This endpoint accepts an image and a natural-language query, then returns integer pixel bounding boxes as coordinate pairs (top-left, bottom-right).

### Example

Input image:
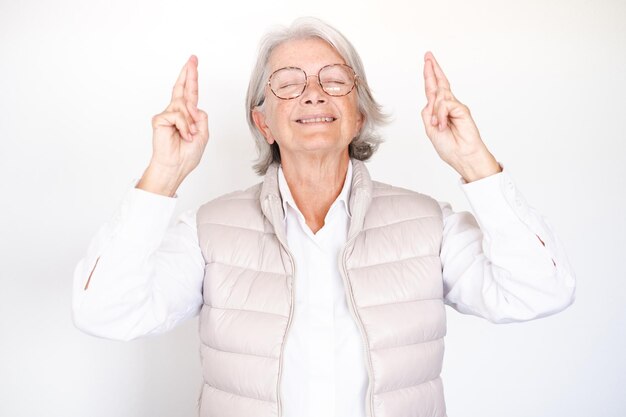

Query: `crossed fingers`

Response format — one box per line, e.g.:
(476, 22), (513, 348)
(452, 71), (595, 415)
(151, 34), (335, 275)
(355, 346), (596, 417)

(423, 51), (459, 131)
(164, 55), (201, 141)
(172, 55), (199, 106)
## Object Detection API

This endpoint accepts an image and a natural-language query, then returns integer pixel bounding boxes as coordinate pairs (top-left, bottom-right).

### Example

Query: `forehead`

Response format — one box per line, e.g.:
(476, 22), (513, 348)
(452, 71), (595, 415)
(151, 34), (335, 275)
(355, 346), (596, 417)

(268, 37), (346, 72)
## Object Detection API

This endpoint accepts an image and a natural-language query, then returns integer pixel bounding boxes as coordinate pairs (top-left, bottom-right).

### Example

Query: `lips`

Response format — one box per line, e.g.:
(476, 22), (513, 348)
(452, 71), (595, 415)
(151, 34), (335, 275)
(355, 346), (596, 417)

(295, 115), (337, 124)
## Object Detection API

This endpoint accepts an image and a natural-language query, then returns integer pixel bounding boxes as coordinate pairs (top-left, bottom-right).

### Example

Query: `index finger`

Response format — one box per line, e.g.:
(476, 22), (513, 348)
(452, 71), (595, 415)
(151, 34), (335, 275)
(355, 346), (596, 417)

(423, 58), (437, 106)
(424, 51), (450, 90)
(184, 55), (199, 108)
(171, 56), (192, 101)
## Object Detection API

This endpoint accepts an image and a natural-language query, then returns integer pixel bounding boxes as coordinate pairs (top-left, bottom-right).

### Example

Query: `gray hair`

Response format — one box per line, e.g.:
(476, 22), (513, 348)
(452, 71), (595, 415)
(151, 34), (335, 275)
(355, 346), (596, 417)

(245, 17), (389, 176)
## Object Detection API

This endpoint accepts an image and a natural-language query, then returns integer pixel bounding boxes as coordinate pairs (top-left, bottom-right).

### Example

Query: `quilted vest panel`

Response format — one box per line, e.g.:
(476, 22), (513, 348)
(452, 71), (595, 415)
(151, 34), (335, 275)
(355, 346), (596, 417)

(345, 181), (446, 417)
(196, 160), (446, 417)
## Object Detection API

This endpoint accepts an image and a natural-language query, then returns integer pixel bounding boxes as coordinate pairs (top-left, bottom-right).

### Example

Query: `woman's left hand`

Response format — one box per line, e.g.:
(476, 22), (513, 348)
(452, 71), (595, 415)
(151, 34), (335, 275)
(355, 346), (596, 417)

(421, 51), (501, 182)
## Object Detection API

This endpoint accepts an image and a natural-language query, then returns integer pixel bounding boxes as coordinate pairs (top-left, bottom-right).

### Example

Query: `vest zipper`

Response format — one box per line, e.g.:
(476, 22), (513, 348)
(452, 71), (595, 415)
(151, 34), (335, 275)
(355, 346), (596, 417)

(338, 235), (376, 417)
(276, 245), (296, 417)
(268, 197), (297, 417)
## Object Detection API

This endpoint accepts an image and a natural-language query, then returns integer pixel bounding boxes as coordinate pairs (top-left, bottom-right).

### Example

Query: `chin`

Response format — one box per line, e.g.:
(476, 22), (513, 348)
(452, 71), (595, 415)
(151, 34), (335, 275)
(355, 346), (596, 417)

(297, 136), (347, 152)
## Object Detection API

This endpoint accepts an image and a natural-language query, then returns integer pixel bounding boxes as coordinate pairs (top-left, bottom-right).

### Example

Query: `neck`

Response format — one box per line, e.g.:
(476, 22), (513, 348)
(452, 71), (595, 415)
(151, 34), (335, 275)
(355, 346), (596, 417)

(280, 150), (350, 233)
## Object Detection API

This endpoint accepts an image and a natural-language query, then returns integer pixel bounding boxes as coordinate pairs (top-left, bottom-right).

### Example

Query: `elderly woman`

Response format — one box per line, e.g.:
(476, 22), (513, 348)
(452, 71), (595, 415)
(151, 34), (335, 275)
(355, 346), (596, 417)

(73, 17), (575, 417)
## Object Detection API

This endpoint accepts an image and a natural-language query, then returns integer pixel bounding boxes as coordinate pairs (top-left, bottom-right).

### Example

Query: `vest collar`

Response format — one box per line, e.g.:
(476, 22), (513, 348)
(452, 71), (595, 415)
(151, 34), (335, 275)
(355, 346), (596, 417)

(260, 157), (373, 242)
(278, 159), (353, 222)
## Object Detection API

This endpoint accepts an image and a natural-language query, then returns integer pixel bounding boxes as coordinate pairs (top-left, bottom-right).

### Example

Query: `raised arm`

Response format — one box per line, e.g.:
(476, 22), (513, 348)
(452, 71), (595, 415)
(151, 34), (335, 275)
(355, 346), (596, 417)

(420, 53), (575, 321)
(72, 56), (209, 340)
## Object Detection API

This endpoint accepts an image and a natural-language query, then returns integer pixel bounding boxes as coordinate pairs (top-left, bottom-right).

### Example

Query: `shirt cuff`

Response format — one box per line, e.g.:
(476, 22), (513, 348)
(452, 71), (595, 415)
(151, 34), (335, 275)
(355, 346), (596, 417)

(112, 178), (180, 246)
(458, 163), (533, 228)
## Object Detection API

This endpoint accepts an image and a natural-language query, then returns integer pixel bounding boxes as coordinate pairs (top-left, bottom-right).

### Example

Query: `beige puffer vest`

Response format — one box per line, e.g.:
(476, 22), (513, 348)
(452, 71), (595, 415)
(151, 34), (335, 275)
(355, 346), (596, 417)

(196, 159), (447, 417)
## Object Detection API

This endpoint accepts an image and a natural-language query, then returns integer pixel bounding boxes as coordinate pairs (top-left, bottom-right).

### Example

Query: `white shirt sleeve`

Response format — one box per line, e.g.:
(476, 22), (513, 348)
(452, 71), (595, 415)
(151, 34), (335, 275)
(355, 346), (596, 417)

(440, 165), (576, 323)
(71, 180), (205, 341)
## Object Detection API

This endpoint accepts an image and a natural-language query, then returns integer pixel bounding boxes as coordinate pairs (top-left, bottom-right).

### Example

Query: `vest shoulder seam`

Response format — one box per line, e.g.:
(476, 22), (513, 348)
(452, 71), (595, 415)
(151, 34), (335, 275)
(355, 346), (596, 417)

(370, 180), (435, 198)
(196, 221), (268, 234)
(203, 182), (263, 202)
(196, 183), (263, 213)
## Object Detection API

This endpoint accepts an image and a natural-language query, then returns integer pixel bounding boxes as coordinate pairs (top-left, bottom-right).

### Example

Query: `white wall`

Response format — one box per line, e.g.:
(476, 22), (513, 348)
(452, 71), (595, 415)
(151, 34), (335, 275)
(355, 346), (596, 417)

(1, 0), (624, 416)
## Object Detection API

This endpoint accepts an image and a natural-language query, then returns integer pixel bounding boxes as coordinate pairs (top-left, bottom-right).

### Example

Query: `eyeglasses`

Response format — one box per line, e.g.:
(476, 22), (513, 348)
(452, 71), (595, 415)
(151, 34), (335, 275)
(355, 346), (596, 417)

(267, 64), (358, 100)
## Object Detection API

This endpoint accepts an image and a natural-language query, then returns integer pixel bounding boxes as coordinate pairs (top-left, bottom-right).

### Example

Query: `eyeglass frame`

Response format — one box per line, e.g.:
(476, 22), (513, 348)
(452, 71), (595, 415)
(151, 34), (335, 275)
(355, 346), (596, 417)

(265, 63), (359, 101)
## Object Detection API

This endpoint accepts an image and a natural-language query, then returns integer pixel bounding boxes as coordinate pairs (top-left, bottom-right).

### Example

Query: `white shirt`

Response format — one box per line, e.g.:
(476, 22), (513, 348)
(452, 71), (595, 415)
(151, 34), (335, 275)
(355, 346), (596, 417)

(278, 161), (367, 417)
(72, 162), (576, 417)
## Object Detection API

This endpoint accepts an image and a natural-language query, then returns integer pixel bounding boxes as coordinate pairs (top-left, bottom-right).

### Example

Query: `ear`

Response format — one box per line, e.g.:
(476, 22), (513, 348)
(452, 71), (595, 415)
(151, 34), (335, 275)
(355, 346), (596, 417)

(252, 108), (275, 145)
(355, 111), (364, 134)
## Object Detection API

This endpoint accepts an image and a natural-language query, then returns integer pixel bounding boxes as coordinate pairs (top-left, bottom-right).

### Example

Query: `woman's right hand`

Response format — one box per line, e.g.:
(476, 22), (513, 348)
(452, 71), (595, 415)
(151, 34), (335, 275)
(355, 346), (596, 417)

(137, 55), (209, 197)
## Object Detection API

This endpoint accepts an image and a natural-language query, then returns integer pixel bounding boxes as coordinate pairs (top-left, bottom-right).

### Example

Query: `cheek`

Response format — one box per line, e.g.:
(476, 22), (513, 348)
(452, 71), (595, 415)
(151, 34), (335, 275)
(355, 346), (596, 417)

(266, 104), (292, 130)
(347, 99), (362, 128)
(345, 105), (363, 133)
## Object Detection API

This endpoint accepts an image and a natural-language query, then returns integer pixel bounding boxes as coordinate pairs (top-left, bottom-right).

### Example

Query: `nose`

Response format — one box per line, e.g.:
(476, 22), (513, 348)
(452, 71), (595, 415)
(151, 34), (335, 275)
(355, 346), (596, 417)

(300, 75), (326, 104)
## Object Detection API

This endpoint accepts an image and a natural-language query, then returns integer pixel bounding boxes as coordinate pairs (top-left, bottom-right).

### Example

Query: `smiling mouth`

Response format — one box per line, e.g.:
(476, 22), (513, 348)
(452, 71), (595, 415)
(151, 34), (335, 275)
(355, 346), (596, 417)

(296, 117), (337, 124)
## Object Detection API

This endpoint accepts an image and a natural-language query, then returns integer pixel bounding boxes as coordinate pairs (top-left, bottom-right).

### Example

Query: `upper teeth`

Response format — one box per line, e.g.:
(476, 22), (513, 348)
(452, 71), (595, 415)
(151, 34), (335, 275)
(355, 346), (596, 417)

(299, 117), (334, 123)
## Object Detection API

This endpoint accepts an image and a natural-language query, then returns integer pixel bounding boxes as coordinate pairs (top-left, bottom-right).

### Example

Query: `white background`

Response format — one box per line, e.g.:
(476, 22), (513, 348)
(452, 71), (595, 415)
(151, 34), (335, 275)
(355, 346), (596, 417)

(1, 0), (625, 416)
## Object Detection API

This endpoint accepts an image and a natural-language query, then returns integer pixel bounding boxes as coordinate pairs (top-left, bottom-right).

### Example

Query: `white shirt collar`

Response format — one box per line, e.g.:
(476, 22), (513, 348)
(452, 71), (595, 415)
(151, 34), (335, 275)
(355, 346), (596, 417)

(277, 159), (353, 222)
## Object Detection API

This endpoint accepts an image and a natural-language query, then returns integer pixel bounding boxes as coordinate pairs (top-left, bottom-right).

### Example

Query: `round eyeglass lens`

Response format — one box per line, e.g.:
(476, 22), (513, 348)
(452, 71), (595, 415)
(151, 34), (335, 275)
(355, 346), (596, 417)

(270, 68), (307, 99)
(319, 65), (355, 96)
